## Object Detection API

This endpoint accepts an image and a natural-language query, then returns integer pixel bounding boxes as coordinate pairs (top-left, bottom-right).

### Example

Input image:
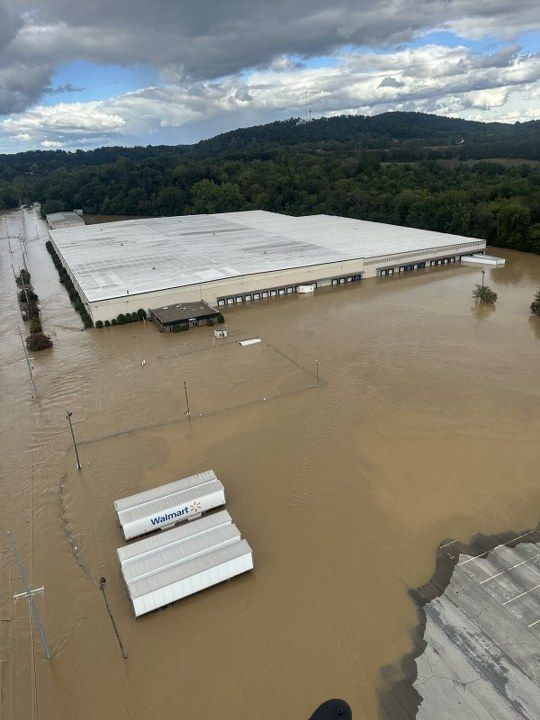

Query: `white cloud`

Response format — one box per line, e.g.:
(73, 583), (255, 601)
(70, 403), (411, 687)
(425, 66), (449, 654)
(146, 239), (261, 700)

(12, 132), (31, 141)
(0, 41), (538, 150)
(40, 139), (64, 147)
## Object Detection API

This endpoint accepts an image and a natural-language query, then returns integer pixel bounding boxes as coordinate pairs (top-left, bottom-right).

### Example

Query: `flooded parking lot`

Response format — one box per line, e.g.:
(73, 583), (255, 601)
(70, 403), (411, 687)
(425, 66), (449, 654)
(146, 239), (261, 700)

(1, 207), (539, 720)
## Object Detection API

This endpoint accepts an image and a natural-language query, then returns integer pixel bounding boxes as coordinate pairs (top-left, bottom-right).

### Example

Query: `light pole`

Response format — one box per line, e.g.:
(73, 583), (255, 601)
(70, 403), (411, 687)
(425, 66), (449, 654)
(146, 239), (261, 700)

(66, 411), (82, 470)
(18, 324), (38, 401)
(183, 381), (191, 419)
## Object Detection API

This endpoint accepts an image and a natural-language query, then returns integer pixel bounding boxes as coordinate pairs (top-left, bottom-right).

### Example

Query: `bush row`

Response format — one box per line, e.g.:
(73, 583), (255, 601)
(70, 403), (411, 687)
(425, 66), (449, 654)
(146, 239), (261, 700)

(16, 266), (53, 350)
(46, 240), (93, 328)
(95, 308), (147, 328)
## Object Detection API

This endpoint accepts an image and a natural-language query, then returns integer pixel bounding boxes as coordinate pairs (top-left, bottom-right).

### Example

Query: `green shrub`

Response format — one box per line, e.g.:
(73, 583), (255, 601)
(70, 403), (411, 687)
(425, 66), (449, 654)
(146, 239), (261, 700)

(74, 300), (84, 313)
(180, 323), (189, 331)
(111, 318), (118, 326)
(137, 308), (147, 320)
(30, 318), (42, 334)
(95, 320), (104, 328)
(83, 316), (93, 329)
(18, 289), (38, 304)
(117, 314), (126, 324)
(473, 284), (497, 304)
(104, 320), (111, 327)
(45, 240), (53, 253)
(531, 290), (540, 316)
(26, 332), (53, 351)
(25, 303), (40, 320)
(16, 269), (31, 287)
(217, 314), (225, 323)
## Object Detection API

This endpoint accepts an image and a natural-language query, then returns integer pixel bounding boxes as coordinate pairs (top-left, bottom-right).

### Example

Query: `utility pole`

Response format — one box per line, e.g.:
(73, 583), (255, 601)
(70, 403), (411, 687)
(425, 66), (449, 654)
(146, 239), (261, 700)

(66, 411), (82, 470)
(481, 270), (485, 288)
(99, 578), (127, 659)
(18, 324), (38, 401)
(6, 532), (52, 660)
(183, 381), (191, 418)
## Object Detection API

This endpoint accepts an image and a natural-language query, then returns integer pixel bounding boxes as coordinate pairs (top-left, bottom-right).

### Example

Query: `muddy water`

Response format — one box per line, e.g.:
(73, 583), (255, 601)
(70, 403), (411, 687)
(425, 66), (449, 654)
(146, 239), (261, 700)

(1, 206), (539, 720)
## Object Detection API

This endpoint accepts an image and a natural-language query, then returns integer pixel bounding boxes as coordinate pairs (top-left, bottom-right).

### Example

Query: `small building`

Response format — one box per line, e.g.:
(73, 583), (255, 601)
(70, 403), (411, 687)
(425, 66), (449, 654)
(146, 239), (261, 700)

(149, 301), (221, 332)
(117, 509), (253, 616)
(114, 470), (225, 540)
(46, 211), (85, 230)
(214, 326), (228, 338)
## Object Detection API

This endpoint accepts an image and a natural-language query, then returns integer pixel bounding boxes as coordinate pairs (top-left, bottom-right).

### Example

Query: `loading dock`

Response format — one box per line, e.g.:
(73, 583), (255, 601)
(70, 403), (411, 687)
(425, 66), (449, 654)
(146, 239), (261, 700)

(114, 470), (225, 540)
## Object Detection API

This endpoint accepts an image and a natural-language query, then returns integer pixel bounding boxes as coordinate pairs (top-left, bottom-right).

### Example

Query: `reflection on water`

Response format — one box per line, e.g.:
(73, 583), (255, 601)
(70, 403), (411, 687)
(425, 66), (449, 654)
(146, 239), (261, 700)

(529, 316), (540, 340)
(1, 209), (539, 720)
(471, 303), (496, 321)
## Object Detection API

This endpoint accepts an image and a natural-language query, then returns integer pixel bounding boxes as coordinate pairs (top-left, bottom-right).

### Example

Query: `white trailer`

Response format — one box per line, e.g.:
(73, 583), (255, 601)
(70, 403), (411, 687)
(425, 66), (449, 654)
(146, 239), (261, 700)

(114, 470), (225, 540)
(117, 510), (253, 616)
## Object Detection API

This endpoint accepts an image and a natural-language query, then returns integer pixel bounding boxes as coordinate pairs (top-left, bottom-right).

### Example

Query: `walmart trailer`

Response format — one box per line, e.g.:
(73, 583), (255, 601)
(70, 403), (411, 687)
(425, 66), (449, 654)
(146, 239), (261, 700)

(117, 509), (253, 616)
(114, 470), (225, 540)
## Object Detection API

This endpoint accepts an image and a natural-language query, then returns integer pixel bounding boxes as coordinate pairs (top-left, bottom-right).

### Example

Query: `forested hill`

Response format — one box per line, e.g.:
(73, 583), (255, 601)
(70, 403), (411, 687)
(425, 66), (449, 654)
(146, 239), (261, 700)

(190, 112), (540, 157)
(0, 112), (539, 254)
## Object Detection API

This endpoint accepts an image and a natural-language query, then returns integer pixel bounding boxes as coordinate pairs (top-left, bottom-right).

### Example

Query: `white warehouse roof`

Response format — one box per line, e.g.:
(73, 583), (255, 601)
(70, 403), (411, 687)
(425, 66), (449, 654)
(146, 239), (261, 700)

(114, 470), (225, 540)
(117, 510), (253, 616)
(49, 211), (484, 303)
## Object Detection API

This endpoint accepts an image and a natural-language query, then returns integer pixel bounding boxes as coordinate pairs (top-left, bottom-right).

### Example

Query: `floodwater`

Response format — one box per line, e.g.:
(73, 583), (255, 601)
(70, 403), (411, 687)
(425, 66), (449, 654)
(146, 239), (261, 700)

(1, 206), (539, 720)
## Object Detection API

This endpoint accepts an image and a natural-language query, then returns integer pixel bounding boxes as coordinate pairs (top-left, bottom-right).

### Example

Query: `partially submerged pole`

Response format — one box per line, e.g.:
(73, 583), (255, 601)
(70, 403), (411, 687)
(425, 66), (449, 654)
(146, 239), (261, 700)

(66, 411), (82, 470)
(183, 381), (192, 418)
(6, 532), (51, 660)
(18, 324), (38, 401)
(99, 577), (127, 659)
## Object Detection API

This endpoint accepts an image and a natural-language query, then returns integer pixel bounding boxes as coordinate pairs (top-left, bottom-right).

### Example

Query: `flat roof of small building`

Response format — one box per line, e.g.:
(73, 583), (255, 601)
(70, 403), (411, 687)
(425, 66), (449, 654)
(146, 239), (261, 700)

(46, 211), (85, 229)
(49, 211), (484, 303)
(150, 300), (219, 326)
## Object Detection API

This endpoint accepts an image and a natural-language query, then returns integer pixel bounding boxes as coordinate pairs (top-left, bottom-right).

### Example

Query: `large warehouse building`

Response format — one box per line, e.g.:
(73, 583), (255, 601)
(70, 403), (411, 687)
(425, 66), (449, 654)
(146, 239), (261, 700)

(48, 211), (486, 323)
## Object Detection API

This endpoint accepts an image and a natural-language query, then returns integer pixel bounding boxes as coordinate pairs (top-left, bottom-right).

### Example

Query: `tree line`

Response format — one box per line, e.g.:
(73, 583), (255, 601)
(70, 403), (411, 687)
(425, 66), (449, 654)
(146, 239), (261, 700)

(0, 112), (539, 254)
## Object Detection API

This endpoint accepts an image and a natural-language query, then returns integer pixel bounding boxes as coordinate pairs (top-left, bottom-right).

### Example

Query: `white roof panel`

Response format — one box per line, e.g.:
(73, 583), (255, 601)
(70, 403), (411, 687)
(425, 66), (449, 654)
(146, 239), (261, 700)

(50, 210), (484, 303)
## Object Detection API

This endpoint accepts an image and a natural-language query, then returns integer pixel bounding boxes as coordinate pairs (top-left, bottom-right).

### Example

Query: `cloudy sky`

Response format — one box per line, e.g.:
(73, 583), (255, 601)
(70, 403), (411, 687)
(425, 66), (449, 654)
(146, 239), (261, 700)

(0, 0), (538, 152)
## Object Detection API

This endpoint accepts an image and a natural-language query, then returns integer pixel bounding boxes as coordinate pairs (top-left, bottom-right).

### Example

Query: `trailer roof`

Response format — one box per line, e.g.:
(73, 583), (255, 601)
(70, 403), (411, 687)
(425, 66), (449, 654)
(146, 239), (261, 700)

(114, 470), (216, 513)
(117, 509), (233, 563)
(127, 538), (252, 599)
(49, 210), (484, 303)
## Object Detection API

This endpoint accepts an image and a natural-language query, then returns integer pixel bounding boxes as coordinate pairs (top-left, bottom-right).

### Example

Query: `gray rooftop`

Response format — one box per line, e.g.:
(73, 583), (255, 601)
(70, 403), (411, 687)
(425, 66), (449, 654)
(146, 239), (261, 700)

(150, 300), (219, 325)
(46, 211), (85, 230)
(383, 534), (540, 720)
(49, 210), (484, 303)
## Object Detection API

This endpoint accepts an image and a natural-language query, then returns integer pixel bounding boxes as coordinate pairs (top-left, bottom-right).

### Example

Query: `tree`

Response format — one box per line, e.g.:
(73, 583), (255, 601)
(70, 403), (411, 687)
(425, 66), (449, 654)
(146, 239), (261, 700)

(531, 290), (540, 316)
(26, 333), (53, 351)
(18, 289), (38, 304)
(473, 284), (497, 304)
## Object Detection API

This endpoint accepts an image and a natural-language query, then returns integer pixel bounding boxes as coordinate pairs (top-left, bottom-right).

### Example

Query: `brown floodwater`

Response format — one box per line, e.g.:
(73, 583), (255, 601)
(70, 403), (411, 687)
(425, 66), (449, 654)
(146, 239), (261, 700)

(1, 206), (539, 720)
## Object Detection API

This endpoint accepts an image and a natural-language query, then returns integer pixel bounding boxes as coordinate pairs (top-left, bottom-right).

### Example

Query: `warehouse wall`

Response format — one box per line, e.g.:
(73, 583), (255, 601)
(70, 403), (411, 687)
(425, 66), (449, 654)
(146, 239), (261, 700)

(86, 256), (367, 322)
(83, 239), (485, 323)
